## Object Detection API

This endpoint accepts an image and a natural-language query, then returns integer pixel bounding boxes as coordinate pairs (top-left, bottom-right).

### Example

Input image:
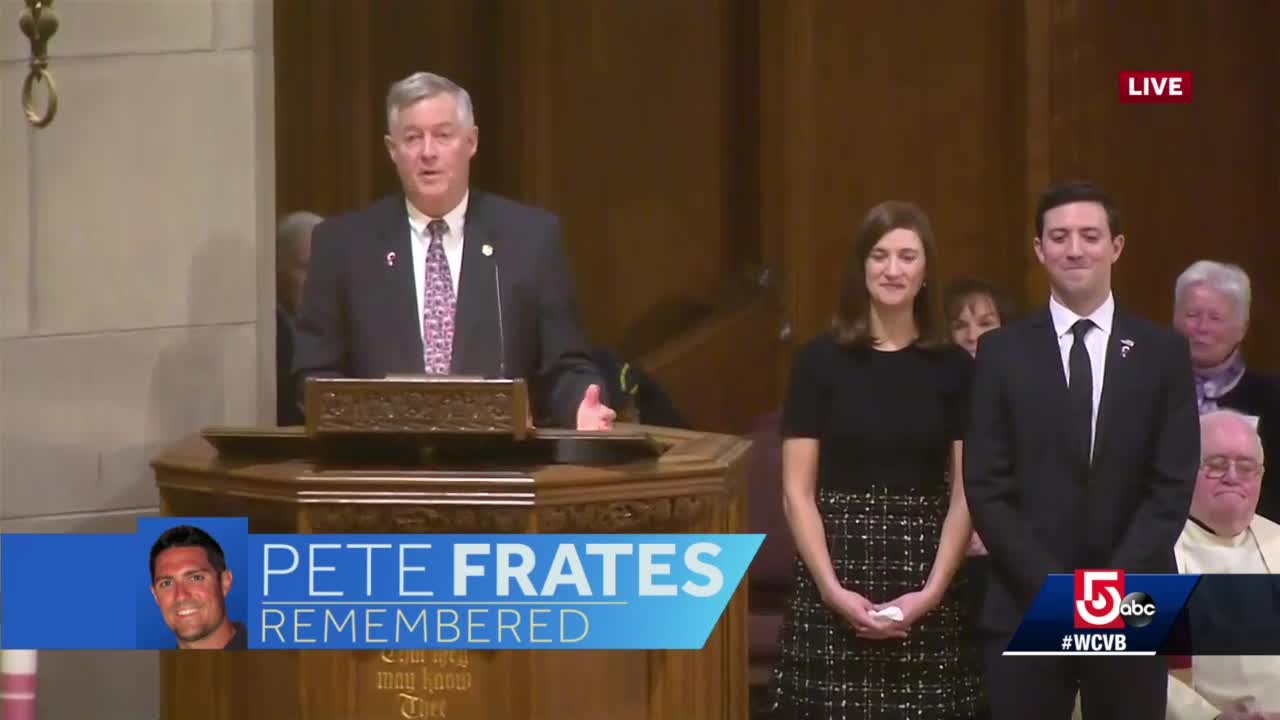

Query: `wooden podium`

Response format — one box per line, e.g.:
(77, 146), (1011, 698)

(151, 378), (752, 720)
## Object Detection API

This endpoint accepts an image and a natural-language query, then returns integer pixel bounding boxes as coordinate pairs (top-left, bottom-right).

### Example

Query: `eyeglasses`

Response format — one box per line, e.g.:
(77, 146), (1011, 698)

(1200, 455), (1264, 479)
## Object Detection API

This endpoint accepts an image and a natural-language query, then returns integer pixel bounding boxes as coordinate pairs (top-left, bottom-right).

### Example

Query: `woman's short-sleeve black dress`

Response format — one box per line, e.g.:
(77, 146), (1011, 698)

(763, 334), (982, 719)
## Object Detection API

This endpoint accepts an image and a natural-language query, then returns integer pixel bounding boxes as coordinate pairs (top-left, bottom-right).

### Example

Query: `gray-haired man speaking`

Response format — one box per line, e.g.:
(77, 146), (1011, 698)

(292, 71), (613, 430)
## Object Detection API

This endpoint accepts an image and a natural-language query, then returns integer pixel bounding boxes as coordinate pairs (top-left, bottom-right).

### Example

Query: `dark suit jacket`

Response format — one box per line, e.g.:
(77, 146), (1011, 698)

(292, 191), (602, 428)
(963, 307), (1200, 633)
(276, 306), (304, 426)
(590, 349), (690, 429)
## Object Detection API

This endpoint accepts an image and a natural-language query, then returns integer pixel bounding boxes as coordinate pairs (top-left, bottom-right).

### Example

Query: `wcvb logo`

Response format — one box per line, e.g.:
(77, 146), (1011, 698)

(1073, 569), (1157, 629)
(1118, 71), (1192, 103)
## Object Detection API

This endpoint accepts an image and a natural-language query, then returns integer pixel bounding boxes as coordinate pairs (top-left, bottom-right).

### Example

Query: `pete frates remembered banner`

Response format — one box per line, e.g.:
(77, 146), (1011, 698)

(1, 517), (763, 651)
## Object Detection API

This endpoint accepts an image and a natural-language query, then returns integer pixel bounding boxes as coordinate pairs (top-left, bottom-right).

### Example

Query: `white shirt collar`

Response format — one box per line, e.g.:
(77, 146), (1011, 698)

(1186, 516), (1254, 548)
(1049, 291), (1115, 338)
(406, 191), (469, 239)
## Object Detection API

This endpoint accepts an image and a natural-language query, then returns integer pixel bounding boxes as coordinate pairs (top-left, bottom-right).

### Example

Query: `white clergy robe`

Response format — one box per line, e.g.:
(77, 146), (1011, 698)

(1167, 514), (1280, 719)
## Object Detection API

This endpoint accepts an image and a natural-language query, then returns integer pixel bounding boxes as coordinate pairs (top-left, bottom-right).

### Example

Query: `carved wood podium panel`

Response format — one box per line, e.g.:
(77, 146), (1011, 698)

(151, 388), (751, 720)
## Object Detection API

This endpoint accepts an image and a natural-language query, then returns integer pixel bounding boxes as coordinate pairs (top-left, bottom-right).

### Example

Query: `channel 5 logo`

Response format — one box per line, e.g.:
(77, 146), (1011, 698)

(1073, 570), (1157, 629)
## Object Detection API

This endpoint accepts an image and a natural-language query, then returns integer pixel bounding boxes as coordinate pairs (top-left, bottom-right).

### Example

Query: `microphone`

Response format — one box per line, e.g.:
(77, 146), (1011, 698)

(491, 245), (506, 379)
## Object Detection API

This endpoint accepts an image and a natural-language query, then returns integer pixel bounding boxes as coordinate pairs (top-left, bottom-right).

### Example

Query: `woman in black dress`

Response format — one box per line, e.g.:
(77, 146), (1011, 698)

(764, 201), (981, 719)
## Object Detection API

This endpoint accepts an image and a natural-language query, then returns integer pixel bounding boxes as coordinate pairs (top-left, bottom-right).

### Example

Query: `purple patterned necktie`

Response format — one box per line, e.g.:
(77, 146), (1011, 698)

(422, 218), (456, 374)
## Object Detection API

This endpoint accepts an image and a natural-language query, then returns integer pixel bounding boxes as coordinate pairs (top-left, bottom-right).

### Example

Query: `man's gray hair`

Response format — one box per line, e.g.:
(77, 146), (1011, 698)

(277, 211), (323, 268)
(1200, 408), (1264, 462)
(385, 72), (474, 132)
(1174, 260), (1251, 327)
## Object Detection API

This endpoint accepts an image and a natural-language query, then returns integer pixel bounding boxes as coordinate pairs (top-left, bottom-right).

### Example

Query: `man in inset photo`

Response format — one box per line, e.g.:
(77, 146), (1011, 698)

(149, 525), (246, 650)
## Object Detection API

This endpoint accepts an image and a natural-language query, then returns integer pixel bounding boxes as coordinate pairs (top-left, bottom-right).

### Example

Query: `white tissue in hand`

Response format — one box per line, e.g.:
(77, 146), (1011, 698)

(870, 606), (904, 622)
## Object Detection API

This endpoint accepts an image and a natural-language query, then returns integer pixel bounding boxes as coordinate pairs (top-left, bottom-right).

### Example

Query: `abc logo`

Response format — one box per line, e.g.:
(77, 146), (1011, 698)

(1118, 591), (1157, 628)
(1073, 569), (1159, 629)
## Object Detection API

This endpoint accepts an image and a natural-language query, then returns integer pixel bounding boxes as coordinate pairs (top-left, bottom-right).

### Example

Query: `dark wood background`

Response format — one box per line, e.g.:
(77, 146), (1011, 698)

(275, 0), (1280, 435)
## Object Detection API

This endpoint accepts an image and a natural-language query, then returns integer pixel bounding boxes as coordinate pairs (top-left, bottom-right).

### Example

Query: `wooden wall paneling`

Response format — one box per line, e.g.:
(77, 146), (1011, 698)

(722, 0), (763, 277)
(1048, 2), (1280, 369)
(274, 0), (376, 216)
(638, 295), (783, 434)
(342, 3), (374, 210)
(761, 1), (1028, 347)
(512, 0), (740, 353)
(511, 0), (555, 206)
(1018, 0), (1053, 309)
(758, 0), (819, 350)
(509, 0), (784, 428)
(1271, 0), (1280, 367)
(274, 0), (382, 215)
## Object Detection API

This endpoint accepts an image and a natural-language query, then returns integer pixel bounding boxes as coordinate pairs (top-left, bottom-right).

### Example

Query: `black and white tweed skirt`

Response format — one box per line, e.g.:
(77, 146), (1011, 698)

(763, 485), (981, 720)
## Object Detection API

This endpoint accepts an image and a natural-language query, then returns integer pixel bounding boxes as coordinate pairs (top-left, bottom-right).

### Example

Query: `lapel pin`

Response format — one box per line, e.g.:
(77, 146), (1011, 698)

(386, 251), (397, 267)
(1120, 338), (1135, 358)
(482, 243), (493, 257)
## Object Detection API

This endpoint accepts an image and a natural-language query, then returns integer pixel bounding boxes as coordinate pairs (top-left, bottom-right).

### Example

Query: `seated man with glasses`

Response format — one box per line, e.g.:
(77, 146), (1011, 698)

(1168, 409), (1280, 720)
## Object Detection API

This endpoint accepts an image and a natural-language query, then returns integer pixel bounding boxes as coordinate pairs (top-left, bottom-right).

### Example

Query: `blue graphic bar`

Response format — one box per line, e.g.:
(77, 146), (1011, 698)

(1008, 572), (1280, 655)
(0, 517), (761, 651)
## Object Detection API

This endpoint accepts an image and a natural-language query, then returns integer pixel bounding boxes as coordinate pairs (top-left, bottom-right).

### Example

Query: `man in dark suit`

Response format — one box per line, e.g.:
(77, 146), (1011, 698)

(964, 181), (1200, 720)
(293, 71), (615, 430)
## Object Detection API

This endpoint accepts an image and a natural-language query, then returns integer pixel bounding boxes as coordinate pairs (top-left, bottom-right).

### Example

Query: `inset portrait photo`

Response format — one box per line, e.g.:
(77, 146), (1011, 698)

(135, 517), (248, 650)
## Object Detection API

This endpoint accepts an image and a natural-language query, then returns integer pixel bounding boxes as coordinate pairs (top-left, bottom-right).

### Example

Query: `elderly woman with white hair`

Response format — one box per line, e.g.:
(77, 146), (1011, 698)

(1173, 260), (1280, 522)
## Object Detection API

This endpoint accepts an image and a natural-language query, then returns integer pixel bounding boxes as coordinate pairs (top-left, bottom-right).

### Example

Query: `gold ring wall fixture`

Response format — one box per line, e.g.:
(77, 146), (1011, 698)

(18, 0), (59, 128)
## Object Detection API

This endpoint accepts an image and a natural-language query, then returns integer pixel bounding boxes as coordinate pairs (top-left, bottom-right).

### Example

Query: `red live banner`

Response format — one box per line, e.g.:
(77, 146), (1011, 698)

(1118, 72), (1193, 103)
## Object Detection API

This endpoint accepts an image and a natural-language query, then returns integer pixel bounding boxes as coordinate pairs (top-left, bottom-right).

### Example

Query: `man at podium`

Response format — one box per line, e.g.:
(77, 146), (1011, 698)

(293, 70), (615, 431)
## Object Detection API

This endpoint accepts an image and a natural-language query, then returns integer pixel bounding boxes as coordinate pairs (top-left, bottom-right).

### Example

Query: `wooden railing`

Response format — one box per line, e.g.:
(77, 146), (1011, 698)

(633, 275), (785, 435)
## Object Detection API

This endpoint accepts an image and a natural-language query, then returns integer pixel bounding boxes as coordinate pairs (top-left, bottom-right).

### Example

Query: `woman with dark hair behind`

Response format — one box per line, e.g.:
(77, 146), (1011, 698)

(764, 201), (981, 719)
(943, 277), (1018, 720)
(944, 278), (1016, 359)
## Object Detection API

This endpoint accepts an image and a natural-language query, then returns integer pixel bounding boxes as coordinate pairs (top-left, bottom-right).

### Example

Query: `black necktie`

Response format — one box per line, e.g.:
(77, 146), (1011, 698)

(1069, 318), (1095, 461)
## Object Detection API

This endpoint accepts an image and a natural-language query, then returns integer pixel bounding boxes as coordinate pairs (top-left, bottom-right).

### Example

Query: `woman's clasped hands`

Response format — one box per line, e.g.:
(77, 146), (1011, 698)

(822, 584), (941, 640)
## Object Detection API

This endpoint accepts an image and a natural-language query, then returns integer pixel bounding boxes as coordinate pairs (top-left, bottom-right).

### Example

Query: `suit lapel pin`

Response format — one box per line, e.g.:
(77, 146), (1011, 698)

(1120, 338), (1135, 358)
(386, 251), (397, 267)
(482, 243), (493, 257)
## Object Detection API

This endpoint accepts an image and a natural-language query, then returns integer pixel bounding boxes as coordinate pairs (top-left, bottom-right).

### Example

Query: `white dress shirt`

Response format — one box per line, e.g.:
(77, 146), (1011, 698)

(406, 192), (468, 340)
(1048, 292), (1115, 459)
